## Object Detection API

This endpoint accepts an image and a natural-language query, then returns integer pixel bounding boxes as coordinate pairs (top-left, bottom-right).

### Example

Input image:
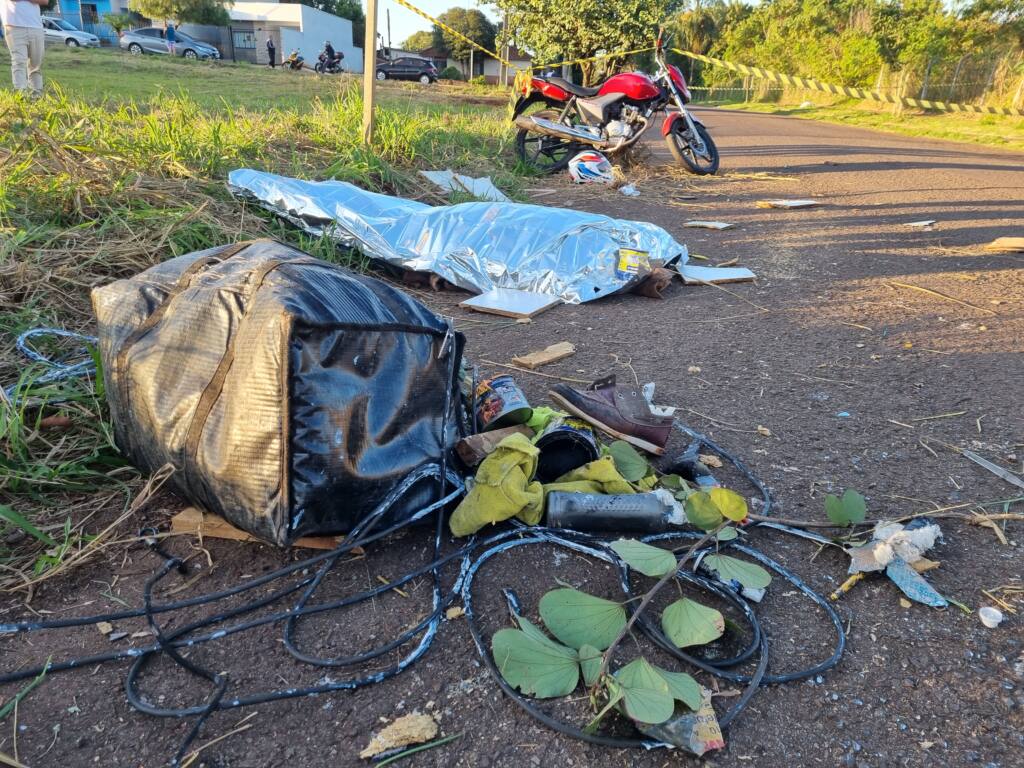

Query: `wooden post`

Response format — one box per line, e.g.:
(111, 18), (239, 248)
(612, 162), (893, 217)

(362, 0), (379, 144)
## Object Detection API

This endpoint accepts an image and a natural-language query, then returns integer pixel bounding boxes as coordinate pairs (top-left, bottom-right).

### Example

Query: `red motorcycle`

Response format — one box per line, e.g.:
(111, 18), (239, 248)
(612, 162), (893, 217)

(512, 31), (719, 175)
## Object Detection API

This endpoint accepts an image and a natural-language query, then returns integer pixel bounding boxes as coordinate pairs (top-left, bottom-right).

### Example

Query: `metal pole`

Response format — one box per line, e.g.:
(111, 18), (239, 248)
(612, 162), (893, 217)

(386, 8), (391, 51)
(470, 47), (474, 79)
(362, 0), (379, 144)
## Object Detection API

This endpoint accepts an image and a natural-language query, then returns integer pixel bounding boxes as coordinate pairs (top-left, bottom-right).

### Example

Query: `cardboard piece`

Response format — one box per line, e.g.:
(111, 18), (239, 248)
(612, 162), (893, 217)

(459, 289), (562, 319)
(683, 221), (734, 230)
(456, 425), (535, 467)
(171, 507), (346, 550)
(419, 170), (510, 202)
(984, 237), (1024, 253)
(512, 342), (576, 370)
(755, 199), (821, 209)
(678, 264), (757, 285)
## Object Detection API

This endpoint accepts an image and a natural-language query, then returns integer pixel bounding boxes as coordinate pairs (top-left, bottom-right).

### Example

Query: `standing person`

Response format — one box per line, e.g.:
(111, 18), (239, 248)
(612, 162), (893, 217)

(165, 22), (176, 55)
(0, 0), (47, 97)
(266, 35), (275, 68)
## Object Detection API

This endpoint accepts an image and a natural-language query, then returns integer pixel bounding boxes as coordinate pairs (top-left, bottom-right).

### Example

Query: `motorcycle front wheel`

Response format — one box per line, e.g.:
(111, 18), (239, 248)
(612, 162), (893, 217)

(514, 109), (579, 175)
(666, 121), (720, 175)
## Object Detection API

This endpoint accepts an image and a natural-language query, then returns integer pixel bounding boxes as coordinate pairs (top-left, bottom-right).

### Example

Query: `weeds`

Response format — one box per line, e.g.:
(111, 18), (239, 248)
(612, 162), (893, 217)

(0, 53), (518, 589)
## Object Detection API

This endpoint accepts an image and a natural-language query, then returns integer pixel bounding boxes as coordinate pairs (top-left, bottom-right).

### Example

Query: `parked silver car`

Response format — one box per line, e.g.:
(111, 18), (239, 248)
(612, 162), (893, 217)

(42, 17), (100, 47)
(119, 27), (221, 60)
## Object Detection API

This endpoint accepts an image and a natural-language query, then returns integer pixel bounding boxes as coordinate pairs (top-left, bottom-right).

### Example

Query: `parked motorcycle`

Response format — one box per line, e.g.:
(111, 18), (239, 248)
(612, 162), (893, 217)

(315, 49), (344, 74)
(512, 30), (719, 175)
(284, 50), (304, 70)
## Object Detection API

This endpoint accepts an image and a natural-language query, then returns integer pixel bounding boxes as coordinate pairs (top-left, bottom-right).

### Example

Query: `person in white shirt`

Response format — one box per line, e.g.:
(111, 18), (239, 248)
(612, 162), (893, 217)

(0, 0), (48, 96)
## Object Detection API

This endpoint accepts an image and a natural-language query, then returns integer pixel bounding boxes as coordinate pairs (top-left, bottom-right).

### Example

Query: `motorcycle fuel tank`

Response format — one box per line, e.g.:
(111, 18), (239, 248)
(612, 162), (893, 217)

(597, 72), (661, 101)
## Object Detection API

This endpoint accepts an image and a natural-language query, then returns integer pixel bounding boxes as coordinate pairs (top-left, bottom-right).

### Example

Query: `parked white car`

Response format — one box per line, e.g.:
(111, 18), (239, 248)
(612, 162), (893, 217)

(42, 17), (101, 47)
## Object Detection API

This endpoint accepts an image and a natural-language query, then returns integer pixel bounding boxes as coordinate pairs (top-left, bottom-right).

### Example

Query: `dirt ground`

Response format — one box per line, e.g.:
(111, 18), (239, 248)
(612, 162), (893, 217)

(2, 109), (1023, 768)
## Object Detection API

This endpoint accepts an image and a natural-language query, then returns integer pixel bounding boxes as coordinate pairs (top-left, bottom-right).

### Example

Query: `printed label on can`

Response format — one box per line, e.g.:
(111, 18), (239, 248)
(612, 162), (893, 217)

(616, 248), (649, 280)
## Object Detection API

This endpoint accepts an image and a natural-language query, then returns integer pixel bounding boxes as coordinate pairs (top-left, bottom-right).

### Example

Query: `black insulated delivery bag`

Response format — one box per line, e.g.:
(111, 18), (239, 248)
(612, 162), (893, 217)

(91, 239), (464, 546)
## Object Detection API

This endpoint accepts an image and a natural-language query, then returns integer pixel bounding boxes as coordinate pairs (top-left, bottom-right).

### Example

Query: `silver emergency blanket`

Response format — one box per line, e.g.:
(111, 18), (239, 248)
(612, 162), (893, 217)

(228, 169), (688, 304)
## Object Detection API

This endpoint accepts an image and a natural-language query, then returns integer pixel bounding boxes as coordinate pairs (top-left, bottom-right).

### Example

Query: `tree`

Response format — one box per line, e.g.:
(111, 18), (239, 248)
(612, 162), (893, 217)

(102, 12), (134, 37)
(128, 0), (229, 25)
(960, 0), (1024, 47)
(403, 29), (435, 51)
(495, 0), (683, 84)
(435, 7), (497, 73)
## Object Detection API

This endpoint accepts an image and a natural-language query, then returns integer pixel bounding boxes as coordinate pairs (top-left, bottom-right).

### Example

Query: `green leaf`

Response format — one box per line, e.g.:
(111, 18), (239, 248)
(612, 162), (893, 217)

(825, 489), (866, 526)
(0, 504), (57, 547)
(609, 539), (677, 578)
(539, 588), (627, 650)
(607, 440), (649, 482)
(841, 488), (866, 523)
(579, 644), (603, 687)
(653, 666), (702, 711)
(514, 613), (568, 651)
(716, 526), (738, 542)
(703, 554), (772, 591)
(491, 628), (579, 699)
(661, 598), (725, 648)
(709, 487), (748, 522)
(824, 494), (845, 526)
(660, 474), (687, 491)
(685, 491), (723, 531)
(612, 658), (675, 725)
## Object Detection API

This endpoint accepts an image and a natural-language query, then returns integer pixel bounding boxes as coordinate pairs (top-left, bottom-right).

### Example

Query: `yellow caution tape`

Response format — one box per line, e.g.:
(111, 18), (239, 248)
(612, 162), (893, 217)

(673, 48), (1024, 117)
(528, 46), (656, 72)
(390, 0), (514, 69)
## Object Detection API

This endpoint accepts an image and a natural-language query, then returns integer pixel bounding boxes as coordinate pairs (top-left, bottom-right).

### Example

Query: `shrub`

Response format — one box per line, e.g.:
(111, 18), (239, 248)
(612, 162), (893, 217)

(469, 75), (488, 85)
(439, 66), (463, 81)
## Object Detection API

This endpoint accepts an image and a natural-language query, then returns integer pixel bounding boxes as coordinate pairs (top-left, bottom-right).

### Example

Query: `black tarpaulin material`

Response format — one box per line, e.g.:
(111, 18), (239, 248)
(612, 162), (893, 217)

(91, 240), (464, 546)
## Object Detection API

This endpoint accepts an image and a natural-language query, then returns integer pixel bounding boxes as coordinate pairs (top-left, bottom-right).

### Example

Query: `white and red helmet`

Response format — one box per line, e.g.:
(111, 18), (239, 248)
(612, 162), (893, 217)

(568, 151), (613, 184)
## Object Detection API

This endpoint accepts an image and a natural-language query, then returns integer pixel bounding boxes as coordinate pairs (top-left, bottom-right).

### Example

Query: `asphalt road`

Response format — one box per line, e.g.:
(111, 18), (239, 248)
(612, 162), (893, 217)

(3, 109), (1022, 768)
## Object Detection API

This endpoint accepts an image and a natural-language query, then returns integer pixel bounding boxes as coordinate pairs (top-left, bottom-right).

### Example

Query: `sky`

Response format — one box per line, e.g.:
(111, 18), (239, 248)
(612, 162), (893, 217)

(373, 0), (500, 50)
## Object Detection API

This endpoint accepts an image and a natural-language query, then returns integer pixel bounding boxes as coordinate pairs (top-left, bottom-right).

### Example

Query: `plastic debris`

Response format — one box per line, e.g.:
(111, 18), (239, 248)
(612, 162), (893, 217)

(419, 169), (510, 202)
(755, 199), (821, 209)
(885, 557), (948, 608)
(683, 221), (734, 230)
(637, 687), (725, 756)
(359, 713), (439, 759)
(845, 520), (942, 574)
(979, 606), (1004, 628)
(619, 183), (641, 197)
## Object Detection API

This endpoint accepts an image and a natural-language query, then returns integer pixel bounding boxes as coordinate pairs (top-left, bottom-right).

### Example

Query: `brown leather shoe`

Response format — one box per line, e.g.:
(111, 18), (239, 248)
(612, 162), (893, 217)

(548, 375), (673, 455)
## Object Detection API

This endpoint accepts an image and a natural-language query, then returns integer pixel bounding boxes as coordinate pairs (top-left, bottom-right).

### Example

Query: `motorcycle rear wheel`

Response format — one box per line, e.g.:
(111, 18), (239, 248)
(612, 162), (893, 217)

(515, 109), (580, 175)
(666, 121), (720, 175)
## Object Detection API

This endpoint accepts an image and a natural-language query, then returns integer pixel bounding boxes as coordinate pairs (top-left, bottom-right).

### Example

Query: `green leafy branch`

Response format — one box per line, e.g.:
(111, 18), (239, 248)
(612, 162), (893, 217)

(489, 489), (774, 738)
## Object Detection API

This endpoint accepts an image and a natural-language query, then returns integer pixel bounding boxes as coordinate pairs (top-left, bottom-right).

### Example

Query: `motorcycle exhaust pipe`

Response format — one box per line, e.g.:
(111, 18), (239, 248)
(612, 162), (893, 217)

(514, 115), (648, 154)
(514, 115), (612, 149)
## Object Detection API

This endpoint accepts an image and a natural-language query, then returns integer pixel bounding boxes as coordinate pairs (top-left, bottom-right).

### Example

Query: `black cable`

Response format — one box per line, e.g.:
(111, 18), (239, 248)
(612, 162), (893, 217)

(0, 412), (846, 763)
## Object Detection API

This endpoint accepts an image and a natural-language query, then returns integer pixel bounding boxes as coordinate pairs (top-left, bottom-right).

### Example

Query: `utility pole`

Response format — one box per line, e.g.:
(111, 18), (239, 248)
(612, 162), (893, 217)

(363, 0), (379, 144)
(386, 8), (391, 52)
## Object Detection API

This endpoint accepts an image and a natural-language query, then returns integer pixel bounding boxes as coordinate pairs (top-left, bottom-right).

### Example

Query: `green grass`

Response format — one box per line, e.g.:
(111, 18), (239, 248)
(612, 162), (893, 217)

(705, 96), (1024, 152)
(0, 45), (518, 582)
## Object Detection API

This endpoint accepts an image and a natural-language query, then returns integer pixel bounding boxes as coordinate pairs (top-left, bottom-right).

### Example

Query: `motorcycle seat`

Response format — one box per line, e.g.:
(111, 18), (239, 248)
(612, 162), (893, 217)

(543, 76), (599, 98)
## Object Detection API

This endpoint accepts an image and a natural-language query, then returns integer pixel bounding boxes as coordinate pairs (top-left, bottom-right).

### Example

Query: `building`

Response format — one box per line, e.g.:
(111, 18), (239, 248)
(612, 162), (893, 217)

(482, 45), (532, 85)
(181, 2), (362, 69)
(49, 0), (130, 45)
(415, 44), (532, 83)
